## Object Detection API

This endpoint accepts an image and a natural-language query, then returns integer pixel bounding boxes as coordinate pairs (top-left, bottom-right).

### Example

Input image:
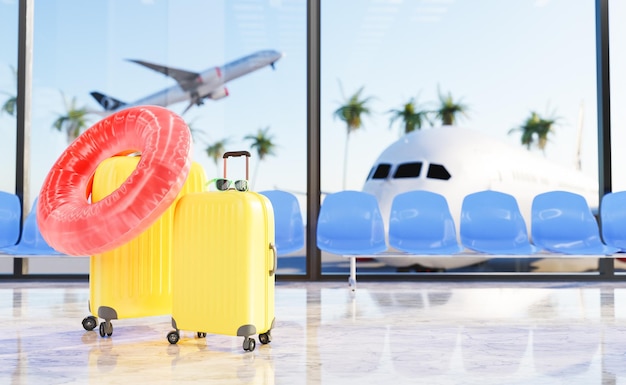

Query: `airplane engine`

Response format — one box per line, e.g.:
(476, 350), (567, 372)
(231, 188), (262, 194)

(207, 87), (229, 100)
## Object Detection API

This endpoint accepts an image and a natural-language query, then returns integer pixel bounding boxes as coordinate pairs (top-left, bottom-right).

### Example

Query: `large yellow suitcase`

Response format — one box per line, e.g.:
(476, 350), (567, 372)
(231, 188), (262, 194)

(167, 151), (276, 352)
(81, 155), (207, 337)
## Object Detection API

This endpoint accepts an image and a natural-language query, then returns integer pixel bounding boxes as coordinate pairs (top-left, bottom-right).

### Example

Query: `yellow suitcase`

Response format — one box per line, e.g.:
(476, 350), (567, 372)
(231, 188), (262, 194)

(167, 151), (276, 352)
(81, 155), (207, 337)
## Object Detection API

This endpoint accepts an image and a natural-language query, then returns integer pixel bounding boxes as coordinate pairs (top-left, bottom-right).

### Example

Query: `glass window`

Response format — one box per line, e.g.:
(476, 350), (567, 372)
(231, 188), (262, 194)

(0, 1), (18, 195)
(609, 0), (626, 275)
(24, 1), (306, 276)
(371, 163), (391, 179)
(427, 164), (451, 180)
(393, 162), (422, 179)
(6, 0), (624, 279)
(0, 0), (18, 275)
(321, 0), (600, 276)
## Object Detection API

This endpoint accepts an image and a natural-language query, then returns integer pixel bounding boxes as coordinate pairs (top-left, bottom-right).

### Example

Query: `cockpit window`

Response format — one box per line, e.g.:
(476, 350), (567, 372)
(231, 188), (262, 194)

(427, 163), (451, 180)
(370, 163), (391, 179)
(393, 162), (422, 178)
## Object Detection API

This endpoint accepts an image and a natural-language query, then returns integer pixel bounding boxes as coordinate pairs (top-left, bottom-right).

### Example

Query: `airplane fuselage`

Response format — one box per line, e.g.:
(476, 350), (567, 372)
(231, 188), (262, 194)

(91, 50), (282, 114)
(361, 125), (598, 269)
(129, 70), (220, 108)
(130, 50), (281, 108)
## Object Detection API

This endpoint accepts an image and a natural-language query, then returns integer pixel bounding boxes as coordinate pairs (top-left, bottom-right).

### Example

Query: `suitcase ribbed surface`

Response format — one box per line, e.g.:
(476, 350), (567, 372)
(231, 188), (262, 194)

(171, 191), (275, 337)
(89, 157), (206, 319)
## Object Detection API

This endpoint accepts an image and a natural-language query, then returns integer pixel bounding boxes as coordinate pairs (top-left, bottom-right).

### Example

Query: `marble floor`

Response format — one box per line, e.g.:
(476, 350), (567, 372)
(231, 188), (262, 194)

(2, 280), (626, 385)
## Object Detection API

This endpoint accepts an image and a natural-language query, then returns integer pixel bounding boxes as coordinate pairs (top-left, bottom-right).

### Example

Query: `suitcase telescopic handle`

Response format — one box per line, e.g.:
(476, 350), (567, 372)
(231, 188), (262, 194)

(222, 151), (251, 180)
(223, 151), (251, 159)
(269, 242), (277, 276)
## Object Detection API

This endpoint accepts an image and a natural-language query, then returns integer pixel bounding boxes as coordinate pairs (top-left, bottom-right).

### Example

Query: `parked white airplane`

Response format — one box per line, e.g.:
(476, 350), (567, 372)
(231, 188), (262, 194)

(361, 125), (598, 271)
(90, 49), (283, 115)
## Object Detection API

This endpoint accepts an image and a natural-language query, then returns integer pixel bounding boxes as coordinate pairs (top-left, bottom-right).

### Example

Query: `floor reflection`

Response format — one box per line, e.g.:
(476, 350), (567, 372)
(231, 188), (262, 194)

(533, 323), (601, 377)
(2, 281), (626, 384)
(461, 325), (530, 375)
(389, 324), (459, 377)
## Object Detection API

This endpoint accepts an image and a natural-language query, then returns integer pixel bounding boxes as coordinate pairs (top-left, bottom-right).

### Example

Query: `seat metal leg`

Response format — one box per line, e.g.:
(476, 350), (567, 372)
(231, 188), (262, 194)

(349, 256), (357, 291)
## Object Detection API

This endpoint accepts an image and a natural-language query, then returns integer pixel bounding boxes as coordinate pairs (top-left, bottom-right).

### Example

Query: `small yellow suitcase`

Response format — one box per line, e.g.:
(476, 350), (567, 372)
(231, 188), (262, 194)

(81, 155), (207, 337)
(167, 151), (276, 351)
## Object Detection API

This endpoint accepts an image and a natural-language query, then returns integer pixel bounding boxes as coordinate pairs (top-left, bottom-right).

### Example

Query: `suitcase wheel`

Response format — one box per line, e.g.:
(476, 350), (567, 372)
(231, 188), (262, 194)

(82, 316), (97, 331)
(167, 331), (180, 344)
(99, 321), (113, 337)
(259, 332), (272, 345)
(197, 332), (207, 338)
(243, 337), (256, 352)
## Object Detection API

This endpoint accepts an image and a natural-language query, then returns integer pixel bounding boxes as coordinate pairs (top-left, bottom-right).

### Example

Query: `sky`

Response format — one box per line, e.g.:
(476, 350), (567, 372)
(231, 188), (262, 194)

(0, 0), (625, 212)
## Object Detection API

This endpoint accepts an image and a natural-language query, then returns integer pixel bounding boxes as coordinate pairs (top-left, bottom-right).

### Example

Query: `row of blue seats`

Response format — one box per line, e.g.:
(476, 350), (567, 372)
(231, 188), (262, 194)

(259, 190), (305, 255)
(0, 190), (307, 258)
(13, 186), (624, 259)
(0, 192), (62, 255)
(316, 189), (626, 257)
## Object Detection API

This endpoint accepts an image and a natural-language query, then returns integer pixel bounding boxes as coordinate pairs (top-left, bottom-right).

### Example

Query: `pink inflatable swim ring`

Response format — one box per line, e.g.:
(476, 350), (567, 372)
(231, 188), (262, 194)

(37, 106), (192, 256)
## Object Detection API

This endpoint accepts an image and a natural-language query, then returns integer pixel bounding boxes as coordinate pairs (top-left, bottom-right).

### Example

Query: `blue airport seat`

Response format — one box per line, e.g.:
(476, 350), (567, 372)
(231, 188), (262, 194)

(460, 190), (538, 254)
(388, 190), (463, 254)
(260, 190), (305, 255)
(0, 191), (21, 248)
(316, 190), (386, 255)
(0, 198), (63, 255)
(600, 191), (626, 251)
(531, 190), (618, 255)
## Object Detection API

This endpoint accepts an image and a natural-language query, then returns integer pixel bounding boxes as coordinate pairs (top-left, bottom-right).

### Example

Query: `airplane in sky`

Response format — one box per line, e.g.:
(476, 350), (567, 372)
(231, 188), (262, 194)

(360, 125), (598, 271)
(90, 49), (283, 115)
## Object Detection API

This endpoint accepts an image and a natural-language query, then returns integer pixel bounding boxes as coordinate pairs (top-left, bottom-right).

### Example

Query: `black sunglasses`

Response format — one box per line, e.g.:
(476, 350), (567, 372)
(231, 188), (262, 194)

(207, 178), (249, 192)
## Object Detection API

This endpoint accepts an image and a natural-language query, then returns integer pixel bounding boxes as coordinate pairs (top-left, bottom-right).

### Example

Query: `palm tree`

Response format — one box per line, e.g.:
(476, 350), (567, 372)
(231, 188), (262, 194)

(244, 126), (277, 189)
(433, 88), (469, 126)
(388, 96), (430, 135)
(1, 65), (17, 117)
(185, 119), (209, 144)
(509, 111), (559, 153)
(205, 138), (231, 166)
(52, 92), (92, 143)
(0, 91), (16, 117)
(333, 85), (374, 189)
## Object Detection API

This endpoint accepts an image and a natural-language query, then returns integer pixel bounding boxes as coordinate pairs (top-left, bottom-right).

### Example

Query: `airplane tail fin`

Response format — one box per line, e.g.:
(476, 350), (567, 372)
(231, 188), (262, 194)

(90, 91), (126, 111)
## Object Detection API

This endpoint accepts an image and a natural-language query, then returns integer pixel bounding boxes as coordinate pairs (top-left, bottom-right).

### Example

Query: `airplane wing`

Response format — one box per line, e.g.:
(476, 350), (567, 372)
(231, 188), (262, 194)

(127, 59), (201, 92)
